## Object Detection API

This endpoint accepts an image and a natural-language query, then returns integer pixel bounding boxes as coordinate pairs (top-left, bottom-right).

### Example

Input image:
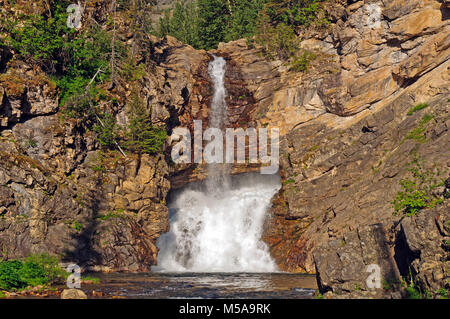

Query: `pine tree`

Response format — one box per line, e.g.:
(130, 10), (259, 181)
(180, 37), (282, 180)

(197, 0), (229, 50)
(225, 0), (266, 42)
(125, 89), (167, 155)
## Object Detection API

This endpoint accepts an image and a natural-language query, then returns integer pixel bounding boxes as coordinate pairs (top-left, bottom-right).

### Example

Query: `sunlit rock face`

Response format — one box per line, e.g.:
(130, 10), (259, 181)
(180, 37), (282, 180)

(204, 0), (450, 298)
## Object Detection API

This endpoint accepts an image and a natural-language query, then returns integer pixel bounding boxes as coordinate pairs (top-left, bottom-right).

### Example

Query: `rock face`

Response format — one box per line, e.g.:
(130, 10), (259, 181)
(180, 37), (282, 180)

(0, 32), (211, 271)
(313, 224), (400, 298)
(212, 0), (449, 298)
(398, 204), (449, 293)
(216, 0), (449, 129)
(0, 64), (59, 127)
(312, 203), (449, 298)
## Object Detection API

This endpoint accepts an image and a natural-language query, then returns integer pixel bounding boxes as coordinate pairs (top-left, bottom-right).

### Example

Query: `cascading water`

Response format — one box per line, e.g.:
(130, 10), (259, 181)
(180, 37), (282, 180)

(206, 55), (230, 190)
(155, 56), (280, 273)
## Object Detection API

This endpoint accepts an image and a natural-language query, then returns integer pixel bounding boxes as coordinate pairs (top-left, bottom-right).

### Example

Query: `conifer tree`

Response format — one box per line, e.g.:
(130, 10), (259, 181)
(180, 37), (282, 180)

(125, 89), (167, 155)
(196, 0), (229, 50)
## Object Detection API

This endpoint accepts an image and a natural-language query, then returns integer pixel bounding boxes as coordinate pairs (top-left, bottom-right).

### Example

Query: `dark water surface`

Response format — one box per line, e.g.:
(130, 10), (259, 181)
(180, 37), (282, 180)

(85, 272), (317, 299)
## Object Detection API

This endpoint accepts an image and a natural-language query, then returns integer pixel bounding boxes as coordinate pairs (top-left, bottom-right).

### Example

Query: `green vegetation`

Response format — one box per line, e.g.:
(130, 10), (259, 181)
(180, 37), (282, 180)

(3, 2), (115, 110)
(392, 156), (445, 216)
(437, 288), (449, 299)
(402, 273), (434, 299)
(0, 254), (66, 291)
(71, 221), (83, 232)
(315, 292), (324, 299)
(403, 114), (434, 143)
(158, 0), (266, 50)
(282, 178), (295, 185)
(94, 114), (120, 150)
(158, 0), (201, 48)
(2, 1), (167, 157)
(97, 209), (125, 221)
(157, 0), (327, 51)
(91, 89), (168, 155)
(3, 3), (71, 73)
(82, 275), (100, 284)
(254, 18), (298, 60)
(123, 89), (167, 155)
(407, 103), (429, 116)
(405, 285), (423, 299)
(382, 278), (400, 291)
(403, 279), (449, 299)
(289, 50), (316, 72)
(156, 0), (328, 71)
(25, 138), (38, 148)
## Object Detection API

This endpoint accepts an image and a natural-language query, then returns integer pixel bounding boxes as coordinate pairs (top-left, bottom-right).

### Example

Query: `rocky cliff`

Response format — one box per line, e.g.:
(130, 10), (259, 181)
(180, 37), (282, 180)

(0, 0), (449, 298)
(0, 22), (211, 271)
(214, 0), (449, 298)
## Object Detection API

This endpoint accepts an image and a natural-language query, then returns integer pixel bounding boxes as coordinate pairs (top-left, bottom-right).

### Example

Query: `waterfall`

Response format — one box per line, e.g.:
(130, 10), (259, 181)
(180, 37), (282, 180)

(155, 56), (280, 273)
(206, 55), (230, 191)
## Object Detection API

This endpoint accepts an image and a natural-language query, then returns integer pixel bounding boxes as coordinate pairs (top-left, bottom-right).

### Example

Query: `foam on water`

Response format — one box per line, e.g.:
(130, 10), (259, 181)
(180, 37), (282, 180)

(155, 174), (281, 272)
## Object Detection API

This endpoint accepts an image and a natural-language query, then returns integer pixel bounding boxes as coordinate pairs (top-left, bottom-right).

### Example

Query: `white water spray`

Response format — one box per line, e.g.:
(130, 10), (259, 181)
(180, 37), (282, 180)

(155, 56), (280, 272)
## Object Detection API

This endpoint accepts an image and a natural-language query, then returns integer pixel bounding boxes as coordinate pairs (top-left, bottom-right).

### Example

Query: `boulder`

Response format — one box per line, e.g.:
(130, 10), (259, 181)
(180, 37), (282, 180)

(61, 289), (88, 299)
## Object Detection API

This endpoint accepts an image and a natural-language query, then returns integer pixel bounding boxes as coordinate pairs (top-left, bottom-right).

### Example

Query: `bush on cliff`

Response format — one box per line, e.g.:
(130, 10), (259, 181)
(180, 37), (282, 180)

(58, 26), (116, 108)
(393, 157), (445, 216)
(265, 0), (329, 27)
(254, 13), (298, 60)
(3, 3), (71, 73)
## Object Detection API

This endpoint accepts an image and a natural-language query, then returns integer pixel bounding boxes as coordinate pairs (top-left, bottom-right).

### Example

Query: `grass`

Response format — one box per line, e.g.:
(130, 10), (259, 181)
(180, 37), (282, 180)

(71, 221), (83, 232)
(289, 51), (316, 72)
(97, 209), (125, 221)
(82, 275), (100, 284)
(437, 288), (449, 299)
(407, 103), (429, 115)
(403, 114), (434, 143)
(25, 138), (37, 148)
(282, 178), (295, 185)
